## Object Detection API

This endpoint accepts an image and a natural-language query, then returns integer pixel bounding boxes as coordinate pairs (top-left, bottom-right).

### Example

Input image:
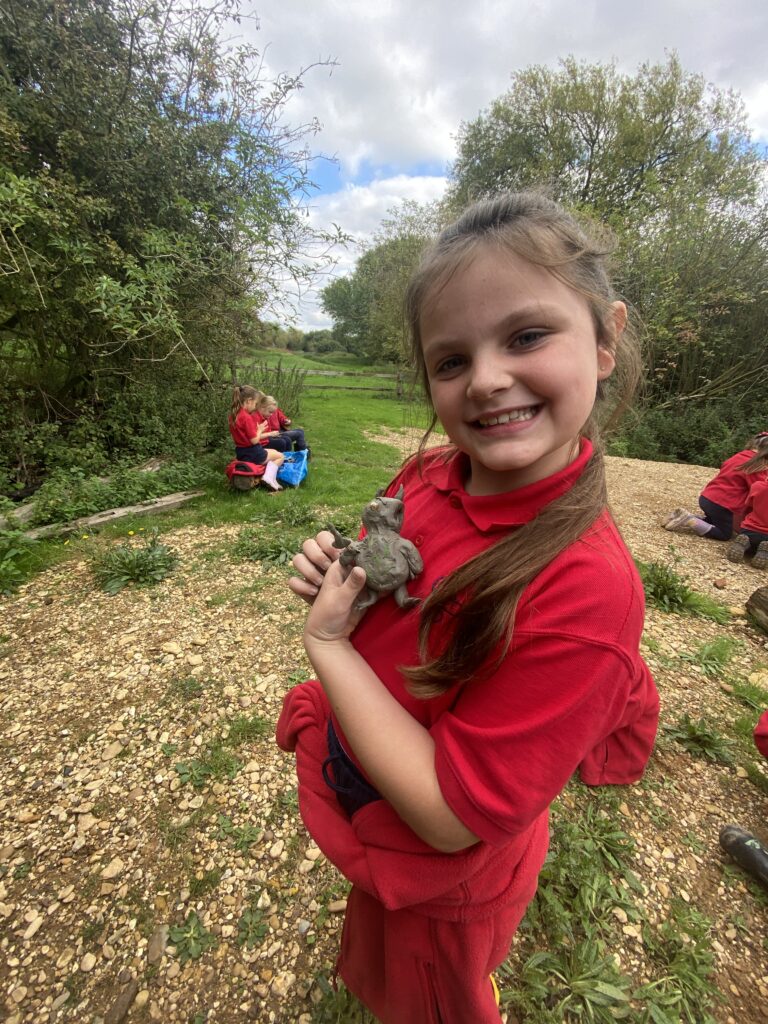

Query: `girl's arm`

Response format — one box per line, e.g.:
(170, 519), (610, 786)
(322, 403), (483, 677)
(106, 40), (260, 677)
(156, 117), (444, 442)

(290, 538), (479, 853)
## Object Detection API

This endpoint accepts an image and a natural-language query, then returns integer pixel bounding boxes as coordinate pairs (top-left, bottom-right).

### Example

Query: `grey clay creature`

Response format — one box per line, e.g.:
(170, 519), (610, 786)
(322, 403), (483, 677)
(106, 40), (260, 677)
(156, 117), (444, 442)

(328, 485), (423, 611)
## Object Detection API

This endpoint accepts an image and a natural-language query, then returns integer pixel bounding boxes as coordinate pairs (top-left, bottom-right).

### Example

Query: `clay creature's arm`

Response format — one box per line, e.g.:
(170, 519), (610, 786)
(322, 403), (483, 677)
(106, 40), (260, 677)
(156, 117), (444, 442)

(401, 541), (424, 579)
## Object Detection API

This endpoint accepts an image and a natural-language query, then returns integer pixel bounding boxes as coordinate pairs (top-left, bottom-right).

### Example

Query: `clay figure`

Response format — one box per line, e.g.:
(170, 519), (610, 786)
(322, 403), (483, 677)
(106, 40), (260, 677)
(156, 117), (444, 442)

(328, 485), (423, 611)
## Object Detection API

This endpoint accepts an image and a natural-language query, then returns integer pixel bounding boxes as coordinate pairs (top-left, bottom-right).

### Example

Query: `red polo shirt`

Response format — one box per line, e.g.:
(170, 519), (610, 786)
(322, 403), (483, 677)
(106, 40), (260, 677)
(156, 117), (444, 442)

(701, 449), (766, 512)
(339, 439), (658, 847)
(229, 408), (258, 447)
(741, 477), (768, 534)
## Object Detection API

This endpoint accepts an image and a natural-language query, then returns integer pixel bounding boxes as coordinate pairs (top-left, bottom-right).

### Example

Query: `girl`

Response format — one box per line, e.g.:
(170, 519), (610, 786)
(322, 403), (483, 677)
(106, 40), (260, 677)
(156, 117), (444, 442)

(727, 474), (768, 568)
(664, 433), (768, 539)
(228, 385), (284, 492)
(251, 393), (291, 453)
(277, 193), (659, 1024)
(262, 394), (308, 452)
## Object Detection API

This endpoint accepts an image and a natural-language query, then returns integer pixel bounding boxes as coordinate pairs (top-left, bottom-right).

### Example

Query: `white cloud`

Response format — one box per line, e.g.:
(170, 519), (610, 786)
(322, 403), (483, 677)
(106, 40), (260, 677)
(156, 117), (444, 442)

(271, 174), (449, 331)
(244, 0), (768, 328)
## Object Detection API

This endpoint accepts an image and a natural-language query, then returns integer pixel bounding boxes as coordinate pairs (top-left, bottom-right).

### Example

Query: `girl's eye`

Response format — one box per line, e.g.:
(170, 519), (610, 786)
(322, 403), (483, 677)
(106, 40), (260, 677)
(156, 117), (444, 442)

(433, 355), (465, 375)
(512, 330), (545, 349)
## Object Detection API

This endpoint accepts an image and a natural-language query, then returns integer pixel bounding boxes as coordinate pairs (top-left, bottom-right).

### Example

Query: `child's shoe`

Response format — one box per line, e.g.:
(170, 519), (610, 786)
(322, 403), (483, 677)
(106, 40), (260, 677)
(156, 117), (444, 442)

(726, 534), (750, 563)
(719, 824), (768, 888)
(752, 541), (768, 570)
(663, 508), (696, 533)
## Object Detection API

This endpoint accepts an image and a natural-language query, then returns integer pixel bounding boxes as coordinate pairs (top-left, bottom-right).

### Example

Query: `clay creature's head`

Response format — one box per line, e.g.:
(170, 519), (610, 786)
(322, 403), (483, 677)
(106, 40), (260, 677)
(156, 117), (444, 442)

(361, 485), (405, 532)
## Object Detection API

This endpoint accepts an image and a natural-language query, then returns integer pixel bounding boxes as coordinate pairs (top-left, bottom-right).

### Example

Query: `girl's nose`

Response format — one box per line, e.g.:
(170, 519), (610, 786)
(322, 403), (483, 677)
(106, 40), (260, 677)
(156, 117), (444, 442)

(466, 353), (511, 400)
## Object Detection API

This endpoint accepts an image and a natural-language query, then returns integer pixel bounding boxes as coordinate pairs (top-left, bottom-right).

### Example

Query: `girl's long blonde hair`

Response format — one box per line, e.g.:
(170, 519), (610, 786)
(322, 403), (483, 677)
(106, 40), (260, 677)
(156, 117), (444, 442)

(402, 192), (642, 696)
(740, 433), (768, 474)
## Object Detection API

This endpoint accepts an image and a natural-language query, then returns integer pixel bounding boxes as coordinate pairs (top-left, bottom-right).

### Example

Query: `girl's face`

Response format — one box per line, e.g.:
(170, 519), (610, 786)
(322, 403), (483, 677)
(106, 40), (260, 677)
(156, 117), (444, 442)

(243, 397), (258, 413)
(420, 247), (624, 496)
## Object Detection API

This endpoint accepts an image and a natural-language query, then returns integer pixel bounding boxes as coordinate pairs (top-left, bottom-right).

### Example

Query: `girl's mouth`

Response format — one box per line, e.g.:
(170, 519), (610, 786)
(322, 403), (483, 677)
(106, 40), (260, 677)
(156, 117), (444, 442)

(475, 406), (541, 428)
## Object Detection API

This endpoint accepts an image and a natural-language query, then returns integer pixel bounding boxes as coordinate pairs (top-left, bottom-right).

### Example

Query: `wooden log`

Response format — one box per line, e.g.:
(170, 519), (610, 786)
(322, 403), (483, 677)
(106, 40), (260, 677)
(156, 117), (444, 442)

(24, 491), (205, 540)
(0, 457), (169, 531)
(746, 587), (768, 636)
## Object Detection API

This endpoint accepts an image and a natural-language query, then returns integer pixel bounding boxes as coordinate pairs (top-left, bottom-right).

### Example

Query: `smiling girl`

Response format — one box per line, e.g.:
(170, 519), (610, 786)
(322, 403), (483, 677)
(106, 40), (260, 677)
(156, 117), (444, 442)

(277, 193), (659, 1023)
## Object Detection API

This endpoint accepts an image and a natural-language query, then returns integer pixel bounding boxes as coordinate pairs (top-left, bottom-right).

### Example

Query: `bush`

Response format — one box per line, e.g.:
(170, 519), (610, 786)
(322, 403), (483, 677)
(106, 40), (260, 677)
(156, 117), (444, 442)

(0, 528), (39, 595)
(91, 532), (178, 594)
(611, 405), (749, 466)
(31, 459), (212, 527)
(238, 359), (307, 416)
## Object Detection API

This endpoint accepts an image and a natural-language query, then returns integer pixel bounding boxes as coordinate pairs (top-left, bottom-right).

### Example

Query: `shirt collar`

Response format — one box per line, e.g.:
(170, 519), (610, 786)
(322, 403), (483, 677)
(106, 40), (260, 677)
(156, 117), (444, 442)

(424, 438), (594, 532)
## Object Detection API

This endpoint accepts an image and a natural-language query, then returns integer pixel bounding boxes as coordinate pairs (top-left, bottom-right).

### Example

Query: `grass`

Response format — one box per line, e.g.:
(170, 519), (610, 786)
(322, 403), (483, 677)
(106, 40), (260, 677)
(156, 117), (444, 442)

(679, 637), (738, 677)
(662, 714), (735, 765)
(636, 558), (730, 623)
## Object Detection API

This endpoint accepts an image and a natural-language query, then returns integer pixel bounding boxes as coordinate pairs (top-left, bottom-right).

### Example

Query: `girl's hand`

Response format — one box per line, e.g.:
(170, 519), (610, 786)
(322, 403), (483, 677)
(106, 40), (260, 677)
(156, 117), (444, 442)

(289, 530), (341, 603)
(304, 560), (368, 644)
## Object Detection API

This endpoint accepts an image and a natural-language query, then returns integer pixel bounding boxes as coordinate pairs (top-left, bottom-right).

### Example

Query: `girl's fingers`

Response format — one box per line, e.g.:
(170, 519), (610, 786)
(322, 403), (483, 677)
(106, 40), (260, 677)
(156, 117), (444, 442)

(291, 552), (326, 587)
(287, 575), (319, 604)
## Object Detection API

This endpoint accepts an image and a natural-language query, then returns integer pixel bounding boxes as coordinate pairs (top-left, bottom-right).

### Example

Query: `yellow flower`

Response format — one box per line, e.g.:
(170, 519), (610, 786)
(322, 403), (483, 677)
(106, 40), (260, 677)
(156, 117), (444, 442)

(128, 530), (135, 536)
(81, 534), (88, 539)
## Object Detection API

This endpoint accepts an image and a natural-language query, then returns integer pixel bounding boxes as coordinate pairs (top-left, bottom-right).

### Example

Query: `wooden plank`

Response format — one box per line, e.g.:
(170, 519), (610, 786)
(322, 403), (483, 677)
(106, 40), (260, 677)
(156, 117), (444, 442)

(24, 491), (205, 540)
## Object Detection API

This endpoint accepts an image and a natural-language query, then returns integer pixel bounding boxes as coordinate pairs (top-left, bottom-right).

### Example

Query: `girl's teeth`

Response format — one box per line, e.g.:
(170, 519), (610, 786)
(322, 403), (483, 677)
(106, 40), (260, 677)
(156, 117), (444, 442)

(479, 408), (536, 426)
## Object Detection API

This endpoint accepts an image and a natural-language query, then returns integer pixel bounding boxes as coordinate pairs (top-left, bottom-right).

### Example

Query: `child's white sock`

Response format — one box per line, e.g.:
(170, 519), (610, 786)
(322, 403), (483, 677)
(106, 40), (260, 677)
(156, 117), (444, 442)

(689, 517), (714, 536)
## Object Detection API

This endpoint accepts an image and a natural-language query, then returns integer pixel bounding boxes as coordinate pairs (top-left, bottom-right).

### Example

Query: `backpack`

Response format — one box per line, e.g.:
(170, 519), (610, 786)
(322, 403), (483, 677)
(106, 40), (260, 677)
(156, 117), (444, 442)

(225, 459), (266, 491)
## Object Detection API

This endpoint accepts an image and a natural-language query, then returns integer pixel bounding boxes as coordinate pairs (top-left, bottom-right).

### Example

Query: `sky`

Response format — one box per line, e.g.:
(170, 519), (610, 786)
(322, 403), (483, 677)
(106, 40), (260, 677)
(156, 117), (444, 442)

(239, 0), (768, 331)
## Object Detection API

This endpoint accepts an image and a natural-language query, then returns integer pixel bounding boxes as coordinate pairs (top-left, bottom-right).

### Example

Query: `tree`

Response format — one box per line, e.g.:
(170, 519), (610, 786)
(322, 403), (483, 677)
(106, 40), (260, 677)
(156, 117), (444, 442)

(0, 0), (338, 484)
(450, 54), (761, 221)
(321, 200), (441, 363)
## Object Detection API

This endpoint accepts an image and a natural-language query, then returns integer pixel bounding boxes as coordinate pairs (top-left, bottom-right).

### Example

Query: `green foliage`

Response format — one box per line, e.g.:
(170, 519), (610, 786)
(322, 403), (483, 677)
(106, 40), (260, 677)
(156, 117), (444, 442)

(308, 975), (376, 1023)
(663, 714), (735, 765)
(91, 533), (178, 594)
(223, 714), (271, 747)
(233, 528), (300, 565)
(0, 0), (338, 489)
(636, 559), (730, 622)
(173, 760), (213, 789)
(729, 678), (768, 712)
(32, 460), (212, 527)
(238, 359), (308, 416)
(0, 528), (39, 594)
(679, 638), (737, 677)
(168, 677), (205, 701)
(168, 912), (216, 964)
(636, 902), (721, 1023)
(218, 815), (263, 855)
(321, 200), (442, 363)
(236, 907), (269, 950)
(188, 869), (222, 899)
(502, 940), (634, 1022)
(609, 406), (748, 467)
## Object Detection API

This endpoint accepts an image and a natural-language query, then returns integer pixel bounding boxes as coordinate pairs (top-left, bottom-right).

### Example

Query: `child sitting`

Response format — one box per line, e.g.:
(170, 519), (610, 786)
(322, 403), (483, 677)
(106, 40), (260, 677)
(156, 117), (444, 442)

(261, 394), (308, 453)
(727, 475), (768, 567)
(664, 432), (768, 539)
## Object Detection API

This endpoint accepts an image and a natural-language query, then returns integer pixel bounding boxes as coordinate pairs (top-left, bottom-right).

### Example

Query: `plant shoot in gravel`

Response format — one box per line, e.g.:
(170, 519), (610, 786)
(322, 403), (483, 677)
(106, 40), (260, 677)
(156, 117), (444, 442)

(168, 911), (216, 963)
(663, 714), (735, 764)
(636, 559), (730, 623)
(91, 532), (178, 594)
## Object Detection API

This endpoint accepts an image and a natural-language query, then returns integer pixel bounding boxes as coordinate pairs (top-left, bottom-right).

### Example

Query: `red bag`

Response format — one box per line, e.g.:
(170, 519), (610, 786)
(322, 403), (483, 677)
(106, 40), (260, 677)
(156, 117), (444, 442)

(225, 459), (266, 491)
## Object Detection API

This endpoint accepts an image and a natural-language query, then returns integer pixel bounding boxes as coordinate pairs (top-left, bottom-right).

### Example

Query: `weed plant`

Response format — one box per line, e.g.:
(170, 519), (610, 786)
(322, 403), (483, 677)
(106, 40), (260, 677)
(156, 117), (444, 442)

(0, 528), (39, 594)
(636, 559), (729, 623)
(635, 901), (721, 1023)
(730, 677), (768, 711)
(663, 714), (735, 764)
(233, 528), (300, 565)
(679, 637), (737, 677)
(92, 532), (178, 594)
(168, 911), (216, 963)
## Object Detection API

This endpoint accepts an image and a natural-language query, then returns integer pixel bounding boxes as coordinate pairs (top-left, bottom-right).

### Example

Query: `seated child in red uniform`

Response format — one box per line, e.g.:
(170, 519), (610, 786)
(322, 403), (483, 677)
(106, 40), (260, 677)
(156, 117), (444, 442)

(727, 475), (768, 567)
(278, 193), (659, 1024)
(664, 432), (768, 539)
(228, 385), (284, 491)
(260, 394), (308, 453)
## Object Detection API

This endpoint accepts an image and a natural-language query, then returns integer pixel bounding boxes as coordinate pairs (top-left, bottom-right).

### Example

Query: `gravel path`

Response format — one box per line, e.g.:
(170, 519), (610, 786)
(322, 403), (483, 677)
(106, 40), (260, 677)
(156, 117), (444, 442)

(1, 444), (767, 1024)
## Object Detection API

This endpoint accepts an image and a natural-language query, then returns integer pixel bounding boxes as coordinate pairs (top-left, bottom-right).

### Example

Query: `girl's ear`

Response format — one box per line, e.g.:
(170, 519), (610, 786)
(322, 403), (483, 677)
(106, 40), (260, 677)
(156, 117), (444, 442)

(597, 301), (626, 381)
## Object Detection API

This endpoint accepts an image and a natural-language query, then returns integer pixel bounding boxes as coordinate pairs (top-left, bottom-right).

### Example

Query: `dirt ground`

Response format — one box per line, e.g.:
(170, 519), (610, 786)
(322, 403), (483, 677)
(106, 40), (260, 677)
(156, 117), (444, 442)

(1, 440), (767, 1024)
